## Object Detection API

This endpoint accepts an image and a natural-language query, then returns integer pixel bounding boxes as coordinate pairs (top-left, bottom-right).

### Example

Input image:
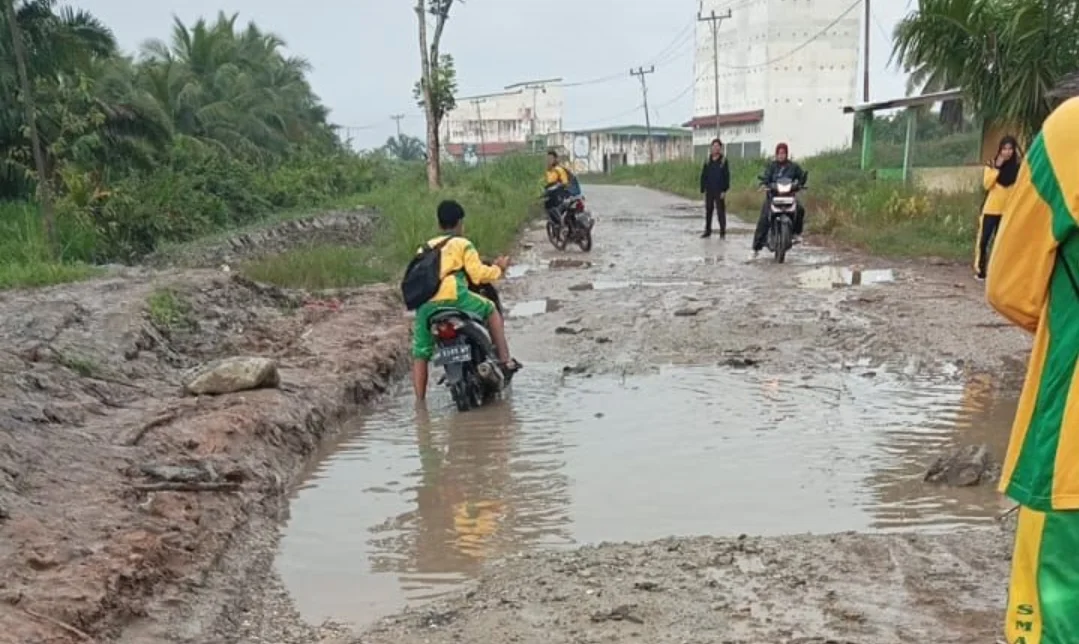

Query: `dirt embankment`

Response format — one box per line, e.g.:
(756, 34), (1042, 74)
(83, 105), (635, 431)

(0, 208), (408, 643)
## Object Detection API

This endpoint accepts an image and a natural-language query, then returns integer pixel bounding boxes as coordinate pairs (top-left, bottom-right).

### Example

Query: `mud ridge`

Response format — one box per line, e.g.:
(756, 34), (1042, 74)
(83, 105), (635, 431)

(0, 267), (409, 643)
(146, 208), (379, 268)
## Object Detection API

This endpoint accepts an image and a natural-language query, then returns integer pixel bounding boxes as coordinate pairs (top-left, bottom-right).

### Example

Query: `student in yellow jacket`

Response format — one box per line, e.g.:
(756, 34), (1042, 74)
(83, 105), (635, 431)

(975, 135), (1021, 280)
(986, 96), (1079, 644)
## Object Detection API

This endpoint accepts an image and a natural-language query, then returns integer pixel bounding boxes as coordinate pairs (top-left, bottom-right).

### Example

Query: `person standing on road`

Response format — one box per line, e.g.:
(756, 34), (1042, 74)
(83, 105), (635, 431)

(975, 135), (1021, 281)
(985, 96), (1079, 644)
(699, 138), (730, 238)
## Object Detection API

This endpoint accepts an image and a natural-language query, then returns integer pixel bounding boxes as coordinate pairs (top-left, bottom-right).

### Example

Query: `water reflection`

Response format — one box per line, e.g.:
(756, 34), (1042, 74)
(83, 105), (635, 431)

(277, 364), (1018, 628)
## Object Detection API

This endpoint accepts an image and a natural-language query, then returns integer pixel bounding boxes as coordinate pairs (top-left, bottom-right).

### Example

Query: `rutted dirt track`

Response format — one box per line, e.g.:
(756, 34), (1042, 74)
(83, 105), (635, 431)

(0, 186), (1030, 643)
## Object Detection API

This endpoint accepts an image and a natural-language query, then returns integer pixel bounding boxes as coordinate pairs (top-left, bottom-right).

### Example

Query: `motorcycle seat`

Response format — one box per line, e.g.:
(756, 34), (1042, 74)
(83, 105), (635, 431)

(429, 308), (486, 324)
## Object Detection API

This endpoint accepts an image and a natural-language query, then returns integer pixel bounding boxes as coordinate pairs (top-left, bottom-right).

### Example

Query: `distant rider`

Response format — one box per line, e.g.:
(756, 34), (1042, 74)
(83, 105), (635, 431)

(752, 142), (808, 257)
(544, 150), (581, 225)
(410, 200), (520, 402)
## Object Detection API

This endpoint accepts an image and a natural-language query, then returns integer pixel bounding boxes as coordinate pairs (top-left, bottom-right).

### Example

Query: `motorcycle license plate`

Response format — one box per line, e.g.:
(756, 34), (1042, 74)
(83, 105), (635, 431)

(433, 343), (470, 366)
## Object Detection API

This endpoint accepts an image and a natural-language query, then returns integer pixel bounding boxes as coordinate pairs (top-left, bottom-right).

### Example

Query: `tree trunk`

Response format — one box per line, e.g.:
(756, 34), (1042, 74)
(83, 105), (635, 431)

(5, 0), (57, 257)
(415, 0), (441, 189)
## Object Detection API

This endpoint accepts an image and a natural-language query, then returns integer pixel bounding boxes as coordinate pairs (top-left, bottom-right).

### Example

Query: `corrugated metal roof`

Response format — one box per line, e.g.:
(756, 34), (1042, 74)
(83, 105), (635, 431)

(841, 89), (962, 113)
(682, 110), (764, 128)
(559, 125), (692, 137)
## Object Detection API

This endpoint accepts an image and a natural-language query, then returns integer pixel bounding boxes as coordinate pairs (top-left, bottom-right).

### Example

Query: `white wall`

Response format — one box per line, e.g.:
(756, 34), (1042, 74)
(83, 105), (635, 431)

(547, 132), (693, 174)
(693, 0), (858, 158)
(761, 0), (859, 157)
(441, 86), (564, 146)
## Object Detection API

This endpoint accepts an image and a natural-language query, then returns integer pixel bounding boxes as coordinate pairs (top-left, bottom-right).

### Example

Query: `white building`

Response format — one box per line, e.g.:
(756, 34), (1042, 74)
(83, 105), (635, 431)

(545, 126), (693, 174)
(687, 0), (860, 160)
(441, 79), (564, 163)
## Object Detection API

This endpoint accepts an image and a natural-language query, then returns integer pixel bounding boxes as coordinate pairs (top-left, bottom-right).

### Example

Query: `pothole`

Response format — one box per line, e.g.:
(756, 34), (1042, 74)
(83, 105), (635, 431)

(798, 266), (895, 289)
(508, 299), (560, 318)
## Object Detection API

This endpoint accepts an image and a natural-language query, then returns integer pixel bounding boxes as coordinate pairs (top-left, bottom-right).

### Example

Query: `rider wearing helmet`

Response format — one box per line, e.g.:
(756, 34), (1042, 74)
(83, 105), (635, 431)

(752, 142), (808, 257)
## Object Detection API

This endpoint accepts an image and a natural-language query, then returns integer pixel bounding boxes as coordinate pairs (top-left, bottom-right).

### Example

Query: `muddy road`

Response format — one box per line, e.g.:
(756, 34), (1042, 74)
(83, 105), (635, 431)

(262, 186), (1029, 643)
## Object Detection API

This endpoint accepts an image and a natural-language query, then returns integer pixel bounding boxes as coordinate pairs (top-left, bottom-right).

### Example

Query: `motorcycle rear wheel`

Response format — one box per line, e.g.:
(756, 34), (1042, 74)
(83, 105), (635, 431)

(450, 381), (471, 411)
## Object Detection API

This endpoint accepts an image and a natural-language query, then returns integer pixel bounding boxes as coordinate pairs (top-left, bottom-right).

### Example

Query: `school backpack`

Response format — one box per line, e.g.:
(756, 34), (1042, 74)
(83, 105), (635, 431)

(563, 165), (582, 196)
(401, 236), (453, 310)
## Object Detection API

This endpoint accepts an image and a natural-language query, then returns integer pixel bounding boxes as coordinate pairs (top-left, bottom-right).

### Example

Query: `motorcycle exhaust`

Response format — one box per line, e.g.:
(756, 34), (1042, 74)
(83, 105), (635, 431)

(476, 360), (505, 389)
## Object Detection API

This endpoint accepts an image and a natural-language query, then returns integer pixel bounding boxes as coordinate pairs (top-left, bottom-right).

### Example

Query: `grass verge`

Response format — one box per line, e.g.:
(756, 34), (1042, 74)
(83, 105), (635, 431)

(591, 150), (982, 261)
(241, 155), (544, 290)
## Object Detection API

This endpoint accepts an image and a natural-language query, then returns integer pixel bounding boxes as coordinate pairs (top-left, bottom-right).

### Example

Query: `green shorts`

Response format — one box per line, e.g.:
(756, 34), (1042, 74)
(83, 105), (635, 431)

(412, 290), (496, 360)
(1006, 505), (1079, 642)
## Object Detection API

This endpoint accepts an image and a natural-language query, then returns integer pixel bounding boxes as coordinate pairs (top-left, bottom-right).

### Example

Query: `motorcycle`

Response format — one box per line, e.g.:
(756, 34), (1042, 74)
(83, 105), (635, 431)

(544, 188), (594, 252)
(760, 173), (806, 264)
(428, 273), (513, 412)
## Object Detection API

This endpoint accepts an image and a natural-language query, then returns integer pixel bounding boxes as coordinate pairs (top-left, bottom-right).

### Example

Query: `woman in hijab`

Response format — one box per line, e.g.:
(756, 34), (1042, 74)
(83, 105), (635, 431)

(975, 135), (1021, 280)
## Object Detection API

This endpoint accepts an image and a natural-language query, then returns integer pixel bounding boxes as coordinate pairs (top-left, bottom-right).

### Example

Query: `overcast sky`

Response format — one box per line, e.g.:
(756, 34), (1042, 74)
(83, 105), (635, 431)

(75, 0), (916, 151)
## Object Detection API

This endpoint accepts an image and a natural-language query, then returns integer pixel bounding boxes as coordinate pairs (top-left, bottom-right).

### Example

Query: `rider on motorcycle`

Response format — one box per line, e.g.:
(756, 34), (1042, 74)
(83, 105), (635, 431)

(411, 200), (520, 401)
(544, 150), (581, 225)
(752, 142), (808, 257)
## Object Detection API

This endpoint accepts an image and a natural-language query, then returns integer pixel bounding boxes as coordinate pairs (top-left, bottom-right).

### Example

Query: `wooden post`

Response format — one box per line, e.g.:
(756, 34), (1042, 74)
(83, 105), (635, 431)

(902, 108), (917, 183)
(860, 112), (874, 171)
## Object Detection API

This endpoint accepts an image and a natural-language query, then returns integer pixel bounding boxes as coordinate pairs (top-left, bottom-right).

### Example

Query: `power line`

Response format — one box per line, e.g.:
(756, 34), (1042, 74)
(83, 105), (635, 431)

(557, 17), (695, 88)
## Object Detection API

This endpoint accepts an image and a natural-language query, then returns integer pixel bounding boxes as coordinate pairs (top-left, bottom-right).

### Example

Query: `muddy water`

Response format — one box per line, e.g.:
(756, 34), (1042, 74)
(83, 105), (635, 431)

(276, 364), (1016, 627)
(275, 185), (1021, 628)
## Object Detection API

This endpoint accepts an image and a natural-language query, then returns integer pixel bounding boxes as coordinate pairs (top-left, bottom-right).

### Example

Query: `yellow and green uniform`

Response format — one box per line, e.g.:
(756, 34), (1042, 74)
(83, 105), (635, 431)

(975, 163), (1019, 275)
(545, 165), (569, 189)
(411, 235), (501, 360)
(986, 97), (1079, 644)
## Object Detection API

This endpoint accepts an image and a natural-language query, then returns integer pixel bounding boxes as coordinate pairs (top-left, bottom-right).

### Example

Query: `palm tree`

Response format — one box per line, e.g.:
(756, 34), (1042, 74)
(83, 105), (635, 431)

(137, 13), (335, 160)
(383, 133), (426, 161)
(893, 0), (1079, 139)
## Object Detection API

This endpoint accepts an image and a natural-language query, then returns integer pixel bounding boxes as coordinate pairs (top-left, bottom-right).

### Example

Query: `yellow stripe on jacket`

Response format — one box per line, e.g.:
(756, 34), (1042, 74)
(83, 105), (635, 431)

(983, 166), (1016, 215)
(420, 235), (502, 303)
(986, 97), (1079, 510)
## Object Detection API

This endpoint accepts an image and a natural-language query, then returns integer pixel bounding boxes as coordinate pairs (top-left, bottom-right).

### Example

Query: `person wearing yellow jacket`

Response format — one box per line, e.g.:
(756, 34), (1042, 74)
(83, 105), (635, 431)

(975, 135), (1021, 280)
(986, 96), (1079, 644)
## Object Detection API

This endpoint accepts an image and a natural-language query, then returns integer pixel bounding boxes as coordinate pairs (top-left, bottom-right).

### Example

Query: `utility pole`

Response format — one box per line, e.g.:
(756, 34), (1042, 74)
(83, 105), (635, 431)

(390, 113), (405, 138)
(630, 66), (656, 163)
(862, 0), (870, 102)
(697, 7), (732, 141)
(520, 83), (548, 152)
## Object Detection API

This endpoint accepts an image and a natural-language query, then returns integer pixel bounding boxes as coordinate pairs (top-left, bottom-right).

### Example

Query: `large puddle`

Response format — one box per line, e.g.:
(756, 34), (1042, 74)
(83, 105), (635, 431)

(275, 365), (1016, 627)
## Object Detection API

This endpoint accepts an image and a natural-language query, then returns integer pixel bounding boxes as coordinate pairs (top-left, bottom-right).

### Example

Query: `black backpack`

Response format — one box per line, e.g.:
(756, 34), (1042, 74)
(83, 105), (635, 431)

(401, 236), (454, 310)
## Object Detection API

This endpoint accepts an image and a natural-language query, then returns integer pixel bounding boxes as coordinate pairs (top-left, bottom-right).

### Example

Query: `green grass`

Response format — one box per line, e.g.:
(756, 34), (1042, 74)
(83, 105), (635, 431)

(592, 150), (982, 261)
(240, 155), (544, 290)
(147, 288), (195, 330)
(0, 201), (103, 290)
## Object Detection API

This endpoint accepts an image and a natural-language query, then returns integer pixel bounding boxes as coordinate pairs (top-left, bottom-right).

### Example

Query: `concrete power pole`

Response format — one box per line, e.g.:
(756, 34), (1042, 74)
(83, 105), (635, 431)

(698, 8), (732, 141)
(630, 66), (656, 164)
(863, 0), (870, 102)
(390, 113), (405, 138)
(520, 82), (549, 152)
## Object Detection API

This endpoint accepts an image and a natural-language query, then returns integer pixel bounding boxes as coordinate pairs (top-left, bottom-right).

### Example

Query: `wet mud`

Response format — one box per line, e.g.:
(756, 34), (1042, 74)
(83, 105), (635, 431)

(269, 186), (1028, 642)
(0, 186), (1032, 642)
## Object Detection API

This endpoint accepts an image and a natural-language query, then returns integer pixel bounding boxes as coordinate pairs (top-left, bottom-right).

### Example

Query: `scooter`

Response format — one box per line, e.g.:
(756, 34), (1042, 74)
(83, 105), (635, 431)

(760, 174), (806, 264)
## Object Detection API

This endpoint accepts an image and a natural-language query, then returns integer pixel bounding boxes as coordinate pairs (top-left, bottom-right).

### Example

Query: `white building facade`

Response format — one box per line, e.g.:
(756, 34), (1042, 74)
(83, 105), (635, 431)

(441, 80), (564, 163)
(687, 0), (860, 160)
(544, 126), (693, 175)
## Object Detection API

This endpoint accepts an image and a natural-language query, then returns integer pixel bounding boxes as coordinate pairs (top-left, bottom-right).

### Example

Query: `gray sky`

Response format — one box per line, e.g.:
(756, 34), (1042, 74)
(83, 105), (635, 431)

(75, 0), (914, 151)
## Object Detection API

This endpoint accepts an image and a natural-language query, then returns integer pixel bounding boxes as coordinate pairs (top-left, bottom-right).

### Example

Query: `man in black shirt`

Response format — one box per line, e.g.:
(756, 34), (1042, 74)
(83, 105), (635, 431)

(699, 138), (731, 238)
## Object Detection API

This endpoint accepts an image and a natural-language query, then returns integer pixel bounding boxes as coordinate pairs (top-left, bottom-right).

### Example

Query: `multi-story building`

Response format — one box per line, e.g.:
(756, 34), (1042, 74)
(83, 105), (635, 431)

(441, 79), (563, 164)
(686, 0), (860, 160)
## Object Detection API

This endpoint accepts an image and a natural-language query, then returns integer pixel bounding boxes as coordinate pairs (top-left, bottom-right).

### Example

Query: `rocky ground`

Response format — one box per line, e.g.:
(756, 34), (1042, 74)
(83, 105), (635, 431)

(0, 188), (1031, 643)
